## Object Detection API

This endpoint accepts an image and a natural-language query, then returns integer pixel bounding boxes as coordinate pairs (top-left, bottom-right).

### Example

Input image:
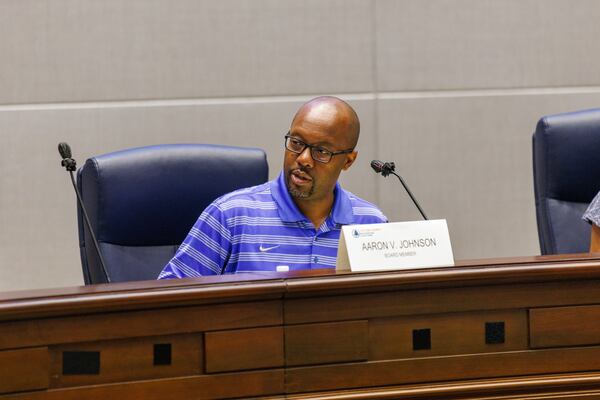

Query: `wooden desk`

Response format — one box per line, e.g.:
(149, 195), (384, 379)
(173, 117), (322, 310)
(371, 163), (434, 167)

(3, 254), (600, 399)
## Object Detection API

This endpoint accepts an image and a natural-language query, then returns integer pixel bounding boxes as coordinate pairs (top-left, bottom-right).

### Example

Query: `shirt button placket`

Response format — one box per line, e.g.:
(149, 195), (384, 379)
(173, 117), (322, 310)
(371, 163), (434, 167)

(312, 235), (319, 267)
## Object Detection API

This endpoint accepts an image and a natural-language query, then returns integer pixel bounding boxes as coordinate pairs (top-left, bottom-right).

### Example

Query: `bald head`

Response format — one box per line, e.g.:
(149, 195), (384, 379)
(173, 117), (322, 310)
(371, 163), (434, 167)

(291, 96), (360, 149)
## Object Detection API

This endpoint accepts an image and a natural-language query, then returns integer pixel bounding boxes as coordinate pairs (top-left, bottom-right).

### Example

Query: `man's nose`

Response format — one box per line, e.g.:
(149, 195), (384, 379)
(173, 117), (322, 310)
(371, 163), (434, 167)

(296, 146), (314, 167)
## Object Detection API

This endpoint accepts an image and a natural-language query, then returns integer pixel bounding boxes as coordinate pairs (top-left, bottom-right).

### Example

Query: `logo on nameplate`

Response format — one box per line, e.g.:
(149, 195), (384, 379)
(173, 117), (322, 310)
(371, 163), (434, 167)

(336, 220), (454, 272)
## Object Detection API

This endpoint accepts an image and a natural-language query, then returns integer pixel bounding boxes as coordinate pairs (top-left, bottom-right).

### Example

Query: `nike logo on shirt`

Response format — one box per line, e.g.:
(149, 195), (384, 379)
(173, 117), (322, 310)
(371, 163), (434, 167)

(259, 244), (280, 252)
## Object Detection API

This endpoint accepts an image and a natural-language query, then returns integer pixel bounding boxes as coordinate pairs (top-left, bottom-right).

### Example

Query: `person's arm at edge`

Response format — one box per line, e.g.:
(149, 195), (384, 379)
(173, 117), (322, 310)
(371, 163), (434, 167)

(585, 192), (600, 253)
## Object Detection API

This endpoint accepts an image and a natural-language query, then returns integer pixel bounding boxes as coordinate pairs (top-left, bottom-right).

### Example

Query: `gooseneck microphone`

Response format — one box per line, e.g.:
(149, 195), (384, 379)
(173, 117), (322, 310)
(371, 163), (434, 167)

(371, 160), (428, 220)
(58, 143), (111, 283)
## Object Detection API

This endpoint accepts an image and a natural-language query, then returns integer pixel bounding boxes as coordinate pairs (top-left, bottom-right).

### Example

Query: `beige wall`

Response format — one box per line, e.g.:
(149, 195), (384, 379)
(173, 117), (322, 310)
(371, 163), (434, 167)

(2, 0), (600, 291)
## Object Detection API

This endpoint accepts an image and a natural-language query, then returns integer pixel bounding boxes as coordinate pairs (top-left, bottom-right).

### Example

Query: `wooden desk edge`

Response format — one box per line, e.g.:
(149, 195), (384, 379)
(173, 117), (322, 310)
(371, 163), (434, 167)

(2, 253), (600, 321)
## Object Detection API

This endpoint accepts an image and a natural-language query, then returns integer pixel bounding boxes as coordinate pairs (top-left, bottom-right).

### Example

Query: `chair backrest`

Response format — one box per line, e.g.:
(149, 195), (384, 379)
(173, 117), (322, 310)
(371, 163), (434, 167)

(77, 144), (268, 284)
(533, 109), (600, 254)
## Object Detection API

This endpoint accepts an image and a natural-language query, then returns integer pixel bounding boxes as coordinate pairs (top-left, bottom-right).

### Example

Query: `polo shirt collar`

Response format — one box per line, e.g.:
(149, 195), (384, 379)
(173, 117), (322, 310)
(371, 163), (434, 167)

(270, 171), (354, 225)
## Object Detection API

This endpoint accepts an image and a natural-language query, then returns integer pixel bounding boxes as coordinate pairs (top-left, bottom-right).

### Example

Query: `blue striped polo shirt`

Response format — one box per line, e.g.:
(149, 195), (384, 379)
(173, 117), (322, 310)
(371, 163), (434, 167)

(158, 171), (387, 278)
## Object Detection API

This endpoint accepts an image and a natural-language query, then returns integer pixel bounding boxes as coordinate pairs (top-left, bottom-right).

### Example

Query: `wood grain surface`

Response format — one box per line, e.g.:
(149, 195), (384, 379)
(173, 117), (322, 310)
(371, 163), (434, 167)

(0, 347), (49, 393)
(205, 326), (284, 373)
(49, 334), (202, 387)
(285, 320), (368, 366)
(530, 304), (600, 348)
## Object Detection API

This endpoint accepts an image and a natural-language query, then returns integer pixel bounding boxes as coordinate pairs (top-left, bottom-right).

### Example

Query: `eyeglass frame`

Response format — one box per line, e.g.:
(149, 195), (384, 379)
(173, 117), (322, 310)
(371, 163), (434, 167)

(284, 133), (355, 164)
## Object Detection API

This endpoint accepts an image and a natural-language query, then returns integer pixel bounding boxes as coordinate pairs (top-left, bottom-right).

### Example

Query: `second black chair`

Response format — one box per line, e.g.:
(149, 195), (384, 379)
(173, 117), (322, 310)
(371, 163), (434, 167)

(533, 108), (600, 255)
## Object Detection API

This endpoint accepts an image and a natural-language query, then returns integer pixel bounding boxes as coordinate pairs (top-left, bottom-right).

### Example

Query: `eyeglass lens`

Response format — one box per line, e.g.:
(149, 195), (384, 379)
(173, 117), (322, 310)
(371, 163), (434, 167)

(285, 136), (332, 163)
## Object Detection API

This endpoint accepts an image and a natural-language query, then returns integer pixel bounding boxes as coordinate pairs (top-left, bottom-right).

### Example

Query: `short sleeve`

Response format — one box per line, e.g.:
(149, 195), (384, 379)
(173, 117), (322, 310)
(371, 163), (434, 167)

(158, 203), (232, 279)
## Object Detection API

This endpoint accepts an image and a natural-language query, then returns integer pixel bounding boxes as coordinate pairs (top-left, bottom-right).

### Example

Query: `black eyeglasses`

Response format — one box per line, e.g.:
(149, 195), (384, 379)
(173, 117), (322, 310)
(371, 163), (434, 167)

(284, 134), (354, 164)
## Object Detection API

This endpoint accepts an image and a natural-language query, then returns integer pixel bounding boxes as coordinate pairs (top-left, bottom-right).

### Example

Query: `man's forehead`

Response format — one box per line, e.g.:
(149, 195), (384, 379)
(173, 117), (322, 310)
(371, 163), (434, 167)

(293, 101), (349, 128)
(302, 101), (339, 120)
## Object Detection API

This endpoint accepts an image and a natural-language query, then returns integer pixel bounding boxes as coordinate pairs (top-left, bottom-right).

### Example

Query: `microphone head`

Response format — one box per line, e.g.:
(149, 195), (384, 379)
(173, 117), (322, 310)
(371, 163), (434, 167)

(58, 142), (72, 159)
(371, 160), (384, 173)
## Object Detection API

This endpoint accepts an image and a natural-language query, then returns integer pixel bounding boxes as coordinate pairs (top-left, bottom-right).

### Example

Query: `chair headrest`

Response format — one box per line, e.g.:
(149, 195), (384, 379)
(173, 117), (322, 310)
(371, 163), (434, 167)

(78, 144), (268, 246)
(534, 108), (600, 203)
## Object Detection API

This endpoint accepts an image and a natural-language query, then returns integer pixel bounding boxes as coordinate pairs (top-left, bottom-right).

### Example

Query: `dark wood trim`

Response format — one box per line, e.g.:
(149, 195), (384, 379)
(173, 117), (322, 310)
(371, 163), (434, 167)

(265, 372), (600, 399)
(2, 254), (600, 321)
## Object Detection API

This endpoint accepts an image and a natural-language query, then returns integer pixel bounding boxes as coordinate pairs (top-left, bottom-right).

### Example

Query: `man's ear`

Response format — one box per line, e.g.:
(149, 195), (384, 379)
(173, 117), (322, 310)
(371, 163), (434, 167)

(342, 150), (358, 171)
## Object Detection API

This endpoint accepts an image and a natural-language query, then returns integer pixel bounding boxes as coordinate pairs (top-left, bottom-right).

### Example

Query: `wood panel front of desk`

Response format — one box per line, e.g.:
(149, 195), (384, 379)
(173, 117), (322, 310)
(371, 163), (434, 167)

(3, 255), (600, 399)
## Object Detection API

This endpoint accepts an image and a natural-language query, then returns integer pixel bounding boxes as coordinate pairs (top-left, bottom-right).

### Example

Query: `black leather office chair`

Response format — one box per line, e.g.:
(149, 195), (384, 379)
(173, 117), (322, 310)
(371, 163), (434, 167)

(77, 144), (268, 284)
(533, 108), (600, 255)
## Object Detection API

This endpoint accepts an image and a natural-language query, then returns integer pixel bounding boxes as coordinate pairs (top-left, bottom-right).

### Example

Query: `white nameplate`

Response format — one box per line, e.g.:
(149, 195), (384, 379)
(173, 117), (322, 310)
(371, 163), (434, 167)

(336, 220), (454, 272)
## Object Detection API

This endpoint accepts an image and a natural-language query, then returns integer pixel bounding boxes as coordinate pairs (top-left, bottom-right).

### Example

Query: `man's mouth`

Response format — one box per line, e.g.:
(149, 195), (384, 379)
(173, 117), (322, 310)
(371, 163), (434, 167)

(290, 169), (312, 186)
